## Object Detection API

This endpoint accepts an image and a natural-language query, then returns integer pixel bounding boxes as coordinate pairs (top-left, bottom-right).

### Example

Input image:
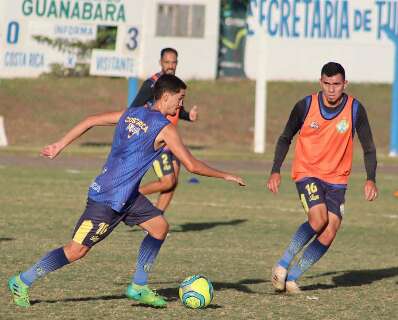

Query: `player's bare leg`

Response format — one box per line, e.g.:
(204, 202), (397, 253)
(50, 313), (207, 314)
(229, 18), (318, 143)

(156, 160), (180, 211)
(139, 173), (176, 196)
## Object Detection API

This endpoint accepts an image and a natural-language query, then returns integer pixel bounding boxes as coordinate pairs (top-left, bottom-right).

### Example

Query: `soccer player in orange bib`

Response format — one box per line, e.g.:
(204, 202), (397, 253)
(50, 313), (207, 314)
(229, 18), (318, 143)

(267, 62), (378, 294)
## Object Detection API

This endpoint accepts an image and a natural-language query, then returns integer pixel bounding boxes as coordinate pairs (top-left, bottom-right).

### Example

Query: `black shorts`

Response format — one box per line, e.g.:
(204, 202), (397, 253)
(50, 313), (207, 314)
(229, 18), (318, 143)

(72, 195), (163, 247)
(296, 177), (346, 217)
(152, 149), (178, 178)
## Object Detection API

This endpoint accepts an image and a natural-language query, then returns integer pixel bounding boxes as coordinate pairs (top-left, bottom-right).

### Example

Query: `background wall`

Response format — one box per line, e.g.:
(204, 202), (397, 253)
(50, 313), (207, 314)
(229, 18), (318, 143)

(244, 0), (394, 83)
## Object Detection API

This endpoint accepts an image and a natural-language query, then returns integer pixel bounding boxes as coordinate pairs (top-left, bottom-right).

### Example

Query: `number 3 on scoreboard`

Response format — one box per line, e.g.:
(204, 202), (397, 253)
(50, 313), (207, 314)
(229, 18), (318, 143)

(126, 27), (139, 51)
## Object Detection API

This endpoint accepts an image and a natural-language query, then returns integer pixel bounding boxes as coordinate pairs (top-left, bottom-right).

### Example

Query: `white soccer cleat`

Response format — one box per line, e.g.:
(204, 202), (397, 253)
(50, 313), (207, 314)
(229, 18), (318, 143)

(285, 280), (302, 294)
(271, 265), (287, 291)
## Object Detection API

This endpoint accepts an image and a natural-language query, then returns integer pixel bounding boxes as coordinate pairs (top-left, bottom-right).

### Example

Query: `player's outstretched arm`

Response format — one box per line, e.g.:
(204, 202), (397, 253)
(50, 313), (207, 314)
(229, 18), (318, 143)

(158, 124), (245, 186)
(41, 111), (124, 159)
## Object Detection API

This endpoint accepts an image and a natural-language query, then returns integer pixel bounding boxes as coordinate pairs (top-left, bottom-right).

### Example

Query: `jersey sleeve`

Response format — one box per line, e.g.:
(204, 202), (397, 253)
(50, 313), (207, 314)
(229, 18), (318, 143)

(355, 101), (377, 182)
(129, 80), (154, 108)
(178, 106), (191, 121)
(270, 98), (308, 174)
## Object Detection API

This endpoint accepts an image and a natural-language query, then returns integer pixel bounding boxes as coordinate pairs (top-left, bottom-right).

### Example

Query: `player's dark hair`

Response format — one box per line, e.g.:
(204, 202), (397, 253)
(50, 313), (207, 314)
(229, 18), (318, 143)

(154, 74), (187, 100)
(160, 47), (178, 59)
(321, 62), (345, 80)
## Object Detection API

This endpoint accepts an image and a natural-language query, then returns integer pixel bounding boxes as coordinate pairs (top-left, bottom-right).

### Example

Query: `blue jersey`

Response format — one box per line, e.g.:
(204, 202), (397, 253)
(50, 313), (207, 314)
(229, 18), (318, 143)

(88, 106), (170, 212)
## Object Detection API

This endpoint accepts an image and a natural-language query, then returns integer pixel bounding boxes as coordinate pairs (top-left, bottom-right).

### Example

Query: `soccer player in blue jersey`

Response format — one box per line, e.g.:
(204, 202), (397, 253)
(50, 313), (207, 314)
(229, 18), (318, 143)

(8, 74), (245, 308)
(131, 48), (198, 212)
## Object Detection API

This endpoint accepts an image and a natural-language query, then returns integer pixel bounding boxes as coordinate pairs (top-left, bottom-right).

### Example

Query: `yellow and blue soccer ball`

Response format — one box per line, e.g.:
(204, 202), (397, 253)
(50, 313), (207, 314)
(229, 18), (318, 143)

(179, 274), (214, 309)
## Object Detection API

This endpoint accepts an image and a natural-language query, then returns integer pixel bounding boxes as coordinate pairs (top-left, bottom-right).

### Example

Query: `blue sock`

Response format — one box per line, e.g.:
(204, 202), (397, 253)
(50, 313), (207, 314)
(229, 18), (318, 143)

(20, 247), (70, 286)
(133, 235), (164, 286)
(278, 221), (316, 269)
(286, 239), (329, 281)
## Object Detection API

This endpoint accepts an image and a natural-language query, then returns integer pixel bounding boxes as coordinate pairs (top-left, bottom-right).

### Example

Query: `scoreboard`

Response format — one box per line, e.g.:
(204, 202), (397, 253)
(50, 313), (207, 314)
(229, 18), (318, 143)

(0, 0), (143, 78)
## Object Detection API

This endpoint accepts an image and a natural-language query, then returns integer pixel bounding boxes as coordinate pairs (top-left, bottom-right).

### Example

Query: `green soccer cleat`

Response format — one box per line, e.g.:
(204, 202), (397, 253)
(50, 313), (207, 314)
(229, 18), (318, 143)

(8, 275), (31, 307)
(125, 283), (167, 308)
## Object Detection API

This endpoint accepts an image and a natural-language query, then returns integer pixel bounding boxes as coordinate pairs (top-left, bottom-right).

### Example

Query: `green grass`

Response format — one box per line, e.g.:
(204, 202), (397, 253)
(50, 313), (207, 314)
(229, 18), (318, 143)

(0, 149), (397, 320)
(0, 78), (397, 318)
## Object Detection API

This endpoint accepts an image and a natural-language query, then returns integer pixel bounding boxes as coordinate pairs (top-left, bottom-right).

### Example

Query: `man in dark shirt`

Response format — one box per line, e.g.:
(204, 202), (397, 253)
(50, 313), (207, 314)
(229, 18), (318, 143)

(267, 62), (378, 294)
(130, 48), (198, 211)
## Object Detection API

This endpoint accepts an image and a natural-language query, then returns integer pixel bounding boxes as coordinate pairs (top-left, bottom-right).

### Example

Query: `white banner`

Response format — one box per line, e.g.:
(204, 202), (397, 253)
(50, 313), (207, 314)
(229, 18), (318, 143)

(90, 49), (138, 77)
(0, 0), (143, 78)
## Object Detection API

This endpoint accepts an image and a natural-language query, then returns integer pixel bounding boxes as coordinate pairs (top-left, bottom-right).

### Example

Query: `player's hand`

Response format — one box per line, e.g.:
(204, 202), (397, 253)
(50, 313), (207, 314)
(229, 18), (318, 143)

(267, 172), (281, 193)
(364, 180), (378, 201)
(41, 142), (64, 159)
(225, 174), (246, 186)
(189, 106), (198, 122)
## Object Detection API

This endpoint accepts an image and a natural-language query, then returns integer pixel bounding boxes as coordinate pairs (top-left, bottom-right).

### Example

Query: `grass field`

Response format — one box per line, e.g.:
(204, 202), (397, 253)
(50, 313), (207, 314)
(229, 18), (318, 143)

(0, 78), (397, 319)
(0, 147), (397, 320)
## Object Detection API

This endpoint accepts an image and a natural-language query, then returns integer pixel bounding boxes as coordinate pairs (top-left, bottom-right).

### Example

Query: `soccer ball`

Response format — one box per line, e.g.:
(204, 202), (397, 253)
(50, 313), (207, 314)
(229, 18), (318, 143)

(178, 274), (214, 309)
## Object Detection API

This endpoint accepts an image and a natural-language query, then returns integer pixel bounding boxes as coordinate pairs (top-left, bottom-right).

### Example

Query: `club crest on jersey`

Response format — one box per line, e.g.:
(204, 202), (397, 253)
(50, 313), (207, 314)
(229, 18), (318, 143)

(336, 119), (349, 133)
(125, 117), (149, 138)
(309, 121), (320, 129)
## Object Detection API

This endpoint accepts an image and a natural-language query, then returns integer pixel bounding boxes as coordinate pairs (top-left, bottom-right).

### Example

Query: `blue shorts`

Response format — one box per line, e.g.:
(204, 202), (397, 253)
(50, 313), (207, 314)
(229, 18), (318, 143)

(296, 177), (346, 217)
(152, 149), (178, 178)
(72, 195), (163, 247)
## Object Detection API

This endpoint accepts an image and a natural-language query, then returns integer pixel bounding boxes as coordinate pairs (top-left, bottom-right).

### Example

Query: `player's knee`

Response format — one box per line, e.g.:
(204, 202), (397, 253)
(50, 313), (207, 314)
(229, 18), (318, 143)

(318, 228), (337, 246)
(159, 175), (176, 192)
(63, 242), (90, 262)
(150, 220), (169, 240)
(308, 212), (328, 232)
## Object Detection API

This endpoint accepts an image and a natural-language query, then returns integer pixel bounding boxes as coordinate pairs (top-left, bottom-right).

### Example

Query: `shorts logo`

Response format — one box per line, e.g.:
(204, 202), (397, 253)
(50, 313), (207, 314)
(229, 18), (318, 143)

(125, 117), (149, 138)
(90, 181), (101, 192)
(336, 119), (349, 133)
(90, 235), (100, 243)
(309, 194), (320, 202)
(309, 121), (320, 129)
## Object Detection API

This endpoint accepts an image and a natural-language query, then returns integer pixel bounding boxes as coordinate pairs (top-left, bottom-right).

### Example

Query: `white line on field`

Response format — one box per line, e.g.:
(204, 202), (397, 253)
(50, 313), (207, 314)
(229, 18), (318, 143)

(382, 214), (398, 219)
(66, 169), (81, 174)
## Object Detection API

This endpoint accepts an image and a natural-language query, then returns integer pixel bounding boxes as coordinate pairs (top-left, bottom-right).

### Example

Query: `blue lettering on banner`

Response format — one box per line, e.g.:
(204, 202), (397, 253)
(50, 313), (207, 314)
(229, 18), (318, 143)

(248, 0), (398, 40)
(96, 56), (134, 73)
(376, 0), (398, 39)
(4, 52), (44, 68)
(54, 24), (95, 38)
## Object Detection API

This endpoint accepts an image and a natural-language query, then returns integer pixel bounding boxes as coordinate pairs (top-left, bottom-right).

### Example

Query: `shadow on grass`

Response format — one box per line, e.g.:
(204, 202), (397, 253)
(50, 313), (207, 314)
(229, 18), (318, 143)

(30, 278), (266, 306)
(0, 237), (14, 242)
(31, 294), (125, 305)
(129, 219), (247, 233)
(302, 266), (398, 291)
(156, 278), (267, 301)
